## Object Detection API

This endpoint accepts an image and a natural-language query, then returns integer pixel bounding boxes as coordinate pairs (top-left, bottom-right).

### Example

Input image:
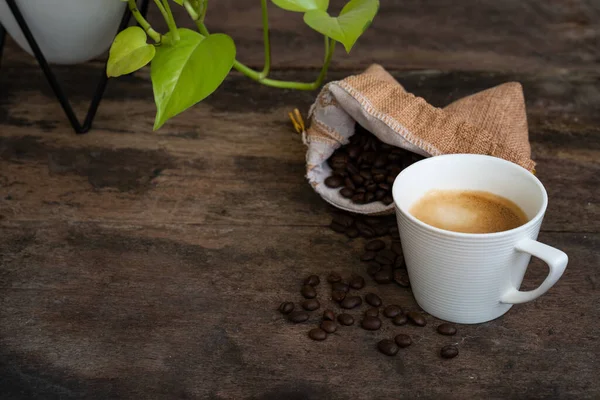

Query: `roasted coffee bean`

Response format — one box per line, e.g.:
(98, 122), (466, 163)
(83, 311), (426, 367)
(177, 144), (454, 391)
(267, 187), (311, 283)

(288, 311), (309, 323)
(327, 272), (342, 283)
(371, 168), (386, 175)
(387, 165), (402, 176)
(394, 334), (412, 348)
(304, 275), (320, 286)
(355, 187), (367, 194)
(321, 320), (337, 333)
(332, 213), (355, 227)
(387, 153), (400, 162)
(323, 309), (335, 321)
(349, 275), (365, 290)
(394, 270), (410, 287)
(375, 189), (387, 200)
(328, 154), (348, 170)
(382, 195), (394, 206)
(308, 328), (327, 341)
(365, 239), (386, 251)
(365, 307), (379, 317)
(365, 192), (375, 203)
(378, 183), (391, 191)
(360, 170), (372, 180)
(374, 270), (393, 284)
(344, 177), (356, 190)
(301, 285), (317, 299)
(365, 293), (382, 307)
(352, 193), (366, 204)
(373, 174), (386, 183)
(347, 145), (361, 159)
(345, 227), (359, 238)
(383, 305), (403, 318)
(361, 316), (382, 330)
(330, 222), (346, 233)
(356, 222), (375, 238)
(363, 217), (381, 226)
(441, 345), (459, 359)
(373, 224), (389, 236)
(378, 339), (399, 356)
(351, 174), (365, 185)
(407, 311), (427, 327)
(346, 163), (359, 175)
(340, 188), (354, 198)
(365, 183), (378, 193)
(337, 313), (354, 326)
(374, 155), (387, 168)
(394, 257), (406, 269)
(386, 175), (395, 184)
(279, 302), (294, 314)
(332, 282), (349, 293)
(437, 323), (457, 336)
(376, 249), (397, 265)
(340, 295), (362, 309)
(366, 262), (381, 276)
(361, 152), (376, 164)
(331, 290), (346, 302)
(392, 314), (408, 326)
(325, 175), (344, 188)
(302, 299), (320, 311)
(391, 242), (403, 256)
(360, 251), (376, 261)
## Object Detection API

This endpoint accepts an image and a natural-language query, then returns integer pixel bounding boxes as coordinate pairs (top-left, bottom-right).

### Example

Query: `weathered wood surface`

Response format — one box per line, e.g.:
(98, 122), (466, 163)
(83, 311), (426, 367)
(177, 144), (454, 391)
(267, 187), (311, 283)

(1, 0), (600, 398)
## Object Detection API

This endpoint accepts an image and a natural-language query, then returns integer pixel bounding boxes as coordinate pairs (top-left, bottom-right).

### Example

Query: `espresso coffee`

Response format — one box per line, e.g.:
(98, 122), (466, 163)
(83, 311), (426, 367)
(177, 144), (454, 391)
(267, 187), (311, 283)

(409, 190), (528, 234)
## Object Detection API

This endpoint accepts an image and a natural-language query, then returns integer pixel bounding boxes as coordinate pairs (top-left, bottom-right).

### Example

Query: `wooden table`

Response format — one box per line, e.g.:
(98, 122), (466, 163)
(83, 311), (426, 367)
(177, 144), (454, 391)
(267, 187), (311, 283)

(1, 1), (599, 398)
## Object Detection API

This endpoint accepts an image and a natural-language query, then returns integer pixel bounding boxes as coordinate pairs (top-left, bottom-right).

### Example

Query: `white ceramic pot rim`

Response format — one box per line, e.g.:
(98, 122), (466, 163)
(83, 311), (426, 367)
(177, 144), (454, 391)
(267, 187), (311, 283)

(391, 154), (548, 239)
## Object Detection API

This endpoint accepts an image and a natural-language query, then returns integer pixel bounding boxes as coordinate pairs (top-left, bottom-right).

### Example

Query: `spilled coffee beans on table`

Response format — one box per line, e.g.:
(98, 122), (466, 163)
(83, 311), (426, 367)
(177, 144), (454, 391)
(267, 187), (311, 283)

(324, 124), (424, 205)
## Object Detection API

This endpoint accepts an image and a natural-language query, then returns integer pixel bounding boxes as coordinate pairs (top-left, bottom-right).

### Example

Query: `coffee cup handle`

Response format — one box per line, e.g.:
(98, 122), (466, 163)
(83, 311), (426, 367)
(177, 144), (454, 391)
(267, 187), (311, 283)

(500, 238), (568, 304)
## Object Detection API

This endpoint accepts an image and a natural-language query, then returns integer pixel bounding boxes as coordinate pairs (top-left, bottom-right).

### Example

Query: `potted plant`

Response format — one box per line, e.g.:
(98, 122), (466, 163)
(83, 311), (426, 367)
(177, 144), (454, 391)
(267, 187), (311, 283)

(0, 0), (126, 64)
(106, 0), (379, 130)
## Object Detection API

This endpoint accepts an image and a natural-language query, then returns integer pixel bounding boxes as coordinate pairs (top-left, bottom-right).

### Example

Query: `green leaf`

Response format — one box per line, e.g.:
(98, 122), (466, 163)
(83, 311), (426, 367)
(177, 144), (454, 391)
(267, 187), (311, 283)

(172, 0), (183, 4)
(304, 0), (379, 53)
(271, 0), (328, 12)
(151, 29), (236, 130)
(107, 26), (156, 78)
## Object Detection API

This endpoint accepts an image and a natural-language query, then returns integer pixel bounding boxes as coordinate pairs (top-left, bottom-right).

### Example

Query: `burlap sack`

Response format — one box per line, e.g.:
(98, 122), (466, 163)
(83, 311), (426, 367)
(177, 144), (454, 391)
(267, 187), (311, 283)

(303, 64), (535, 215)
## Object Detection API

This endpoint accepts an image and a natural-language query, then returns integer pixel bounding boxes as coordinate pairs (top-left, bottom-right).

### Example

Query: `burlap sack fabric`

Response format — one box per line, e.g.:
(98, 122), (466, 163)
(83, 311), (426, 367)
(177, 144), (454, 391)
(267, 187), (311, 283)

(303, 64), (535, 215)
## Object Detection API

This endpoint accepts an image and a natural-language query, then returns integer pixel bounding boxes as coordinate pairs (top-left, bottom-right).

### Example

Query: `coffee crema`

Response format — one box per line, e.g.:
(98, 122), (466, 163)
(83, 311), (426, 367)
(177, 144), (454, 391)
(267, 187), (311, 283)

(409, 190), (528, 234)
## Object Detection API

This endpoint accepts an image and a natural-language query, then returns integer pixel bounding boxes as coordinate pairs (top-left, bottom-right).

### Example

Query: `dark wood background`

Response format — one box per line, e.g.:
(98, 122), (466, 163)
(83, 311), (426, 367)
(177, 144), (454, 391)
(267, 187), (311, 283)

(1, 1), (599, 399)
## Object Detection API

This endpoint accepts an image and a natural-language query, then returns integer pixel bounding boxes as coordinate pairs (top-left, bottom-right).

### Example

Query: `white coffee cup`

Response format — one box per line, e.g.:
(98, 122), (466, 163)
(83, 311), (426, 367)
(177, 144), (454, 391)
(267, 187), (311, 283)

(392, 154), (568, 324)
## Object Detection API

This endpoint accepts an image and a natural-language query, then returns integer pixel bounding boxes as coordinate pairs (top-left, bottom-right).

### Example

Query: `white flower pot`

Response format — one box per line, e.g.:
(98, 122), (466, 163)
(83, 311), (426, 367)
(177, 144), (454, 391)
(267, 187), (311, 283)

(0, 0), (127, 65)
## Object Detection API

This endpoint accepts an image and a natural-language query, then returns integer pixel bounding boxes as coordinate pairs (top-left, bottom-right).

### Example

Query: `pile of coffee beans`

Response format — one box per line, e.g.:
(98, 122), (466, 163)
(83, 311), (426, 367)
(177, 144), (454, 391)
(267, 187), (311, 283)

(324, 124), (424, 205)
(278, 272), (459, 359)
(329, 211), (399, 240)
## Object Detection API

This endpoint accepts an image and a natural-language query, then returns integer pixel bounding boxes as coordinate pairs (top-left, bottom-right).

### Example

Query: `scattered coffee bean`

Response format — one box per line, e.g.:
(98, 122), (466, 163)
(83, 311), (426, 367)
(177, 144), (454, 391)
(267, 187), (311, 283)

(383, 305), (403, 318)
(377, 339), (399, 356)
(349, 275), (365, 290)
(374, 224), (389, 236)
(360, 251), (376, 261)
(278, 302), (294, 314)
(375, 249), (397, 265)
(437, 323), (457, 336)
(356, 222), (375, 238)
(331, 290), (346, 302)
(301, 285), (317, 299)
(327, 272), (342, 283)
(320, 320), (337, 333)
(365, 307), (379, 317)
(441, 345), (459, 359)
(308, 328), (328, 341)
(393, 270), (410, 287)
(366, 262), (381, 276)
(323, 309), (335, 321)
(301, 299), (320, 311)
(394, 334), (412, 348)
(332, 213), (354, 228)
(288, 311), (309, 323)
(340, 296), (362, 309)
(361, 316), (382, 330)
(394, 257), (406, 269)
(365, 239), (385, 251)
(324, 175), (344, 188)
(374, 270), (393, 284)
(391, 242), (403, 256)
(365, 293), (382, 307)
(392, 314), (408, 326)
(304, 275), (320, 286)
(337, 313), (355, 326)
(346, 227), (359, 238)
(407, 311), (427, 327)
(329, 222), (346, 233)
(332, 282), (349, 293)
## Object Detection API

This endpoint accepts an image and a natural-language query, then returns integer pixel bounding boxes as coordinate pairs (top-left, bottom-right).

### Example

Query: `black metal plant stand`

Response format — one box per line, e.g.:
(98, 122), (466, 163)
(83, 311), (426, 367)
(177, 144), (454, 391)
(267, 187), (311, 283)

(0, 0), (150, 134)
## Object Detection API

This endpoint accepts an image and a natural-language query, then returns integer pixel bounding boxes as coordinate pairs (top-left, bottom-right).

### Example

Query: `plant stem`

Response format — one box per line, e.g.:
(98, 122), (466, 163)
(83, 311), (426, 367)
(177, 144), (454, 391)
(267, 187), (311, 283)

(128, 0), (161, 42)
(161, 0), (180, 41)
(259, 0), (271, 79)
(183, 0), (199, 21)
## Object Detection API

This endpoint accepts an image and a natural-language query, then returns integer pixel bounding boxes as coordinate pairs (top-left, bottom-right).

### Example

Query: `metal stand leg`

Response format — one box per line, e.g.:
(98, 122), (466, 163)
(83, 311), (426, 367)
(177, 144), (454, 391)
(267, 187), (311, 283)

(1, 0), (150, 134)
